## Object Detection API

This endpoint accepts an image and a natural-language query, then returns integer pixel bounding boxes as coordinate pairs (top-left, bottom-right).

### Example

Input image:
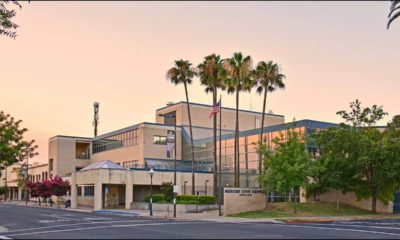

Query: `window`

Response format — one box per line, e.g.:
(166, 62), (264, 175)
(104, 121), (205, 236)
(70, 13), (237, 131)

(77, 186), (82, 196)
(123, 160), (139, 168)
(84, 186), (94, 196)
(92, 128), (139, 154)
(153, 136), (167, 145)
(49, 159), (53, 171)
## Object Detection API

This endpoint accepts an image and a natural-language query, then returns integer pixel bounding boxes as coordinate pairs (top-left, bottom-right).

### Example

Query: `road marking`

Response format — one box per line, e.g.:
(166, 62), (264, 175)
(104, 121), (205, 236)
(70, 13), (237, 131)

(2, 221), (212, 237)
(311, 222), (400, 231)
(2, 220), (150, 233)
(0, 236), (12, 239)
(278, 223), (400, 237)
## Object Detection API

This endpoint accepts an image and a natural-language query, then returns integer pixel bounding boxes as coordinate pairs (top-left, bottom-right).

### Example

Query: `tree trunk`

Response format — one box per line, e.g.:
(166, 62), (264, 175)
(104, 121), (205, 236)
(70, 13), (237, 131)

(213, 89), (218, 197)
(259, 88), (268, 175)
(235, 89), (240, 187)
(371, 189), (377, 214)
(184, 82), (196, 195)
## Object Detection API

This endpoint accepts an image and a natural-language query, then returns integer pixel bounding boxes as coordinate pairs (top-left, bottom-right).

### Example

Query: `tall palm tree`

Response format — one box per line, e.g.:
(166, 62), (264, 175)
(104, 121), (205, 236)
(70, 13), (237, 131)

(166, 59), (197, 195)
(254, 61), (285, 174)
(387, 0), (400, 29)
(222, 52), (254, 187)
(198, 54), (225, 196)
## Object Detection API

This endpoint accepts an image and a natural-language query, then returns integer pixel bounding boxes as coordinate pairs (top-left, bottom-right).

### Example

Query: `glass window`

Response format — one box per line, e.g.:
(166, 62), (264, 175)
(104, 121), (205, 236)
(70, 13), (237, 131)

(84, 186), (94, 196)
(153, 136), (167, 145)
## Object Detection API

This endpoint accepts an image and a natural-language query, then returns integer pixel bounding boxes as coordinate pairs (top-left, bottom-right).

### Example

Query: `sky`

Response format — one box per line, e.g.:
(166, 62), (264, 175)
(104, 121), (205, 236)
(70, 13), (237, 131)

(1, 1), (399, 163)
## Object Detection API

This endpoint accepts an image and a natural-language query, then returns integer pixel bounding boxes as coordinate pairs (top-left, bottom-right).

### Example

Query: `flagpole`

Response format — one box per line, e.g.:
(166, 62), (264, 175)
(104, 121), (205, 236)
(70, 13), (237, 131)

(218, 95), (222, 216)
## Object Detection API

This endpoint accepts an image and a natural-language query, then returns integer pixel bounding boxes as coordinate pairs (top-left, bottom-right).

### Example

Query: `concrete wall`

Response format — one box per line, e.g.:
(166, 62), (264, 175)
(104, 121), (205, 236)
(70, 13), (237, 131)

(313, 189), (393, 213)
(156, 102), (285, 131)
(132, 202), (218, 213)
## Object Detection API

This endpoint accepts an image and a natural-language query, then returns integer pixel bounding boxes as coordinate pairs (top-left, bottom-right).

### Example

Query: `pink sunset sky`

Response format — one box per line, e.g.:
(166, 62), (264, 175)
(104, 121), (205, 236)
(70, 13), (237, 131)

(1, 1), (399, 163)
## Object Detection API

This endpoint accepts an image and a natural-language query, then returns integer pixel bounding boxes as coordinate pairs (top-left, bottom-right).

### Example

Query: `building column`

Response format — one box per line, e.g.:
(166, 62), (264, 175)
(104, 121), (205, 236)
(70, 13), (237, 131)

(71, 173), (78, 209)
(94, 181), (103, 211)
(125, 170), (133, 210)
(18, 187), (22, 201)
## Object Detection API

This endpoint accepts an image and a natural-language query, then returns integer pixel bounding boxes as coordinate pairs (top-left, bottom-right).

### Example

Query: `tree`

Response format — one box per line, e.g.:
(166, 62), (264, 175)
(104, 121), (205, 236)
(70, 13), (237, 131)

(0, 1), (25, 39)
(166, 60), (197, 195)
(160, 181), (173, 203)
(51, 176), (70, 197)
(254, 61), (285, 174)
(387, 0), (400, 29)
(259, 130), (313, 213)
(198, 54), (225, 196)
(0, 111), (39, 167)
(222, 52), (254, 187)
(388, 115), (400, 129)
(320, 99), (400, 213)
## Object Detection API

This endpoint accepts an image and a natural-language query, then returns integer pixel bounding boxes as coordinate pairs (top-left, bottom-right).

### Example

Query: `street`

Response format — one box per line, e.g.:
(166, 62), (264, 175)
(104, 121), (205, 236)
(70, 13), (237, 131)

(1, 203), (400, 239)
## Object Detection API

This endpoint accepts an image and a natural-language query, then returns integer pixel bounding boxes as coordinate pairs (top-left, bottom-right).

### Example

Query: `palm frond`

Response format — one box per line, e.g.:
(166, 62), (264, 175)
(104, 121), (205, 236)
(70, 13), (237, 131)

(387, 0), (400, 29)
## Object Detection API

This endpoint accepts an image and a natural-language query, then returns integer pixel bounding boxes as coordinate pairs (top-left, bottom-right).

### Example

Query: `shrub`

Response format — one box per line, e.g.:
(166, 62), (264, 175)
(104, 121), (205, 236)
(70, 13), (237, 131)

(176, 195), (216, 205)
(160, 182), (173, 202)
(0, 186), (8, 195)
(144, 194), (165, 203)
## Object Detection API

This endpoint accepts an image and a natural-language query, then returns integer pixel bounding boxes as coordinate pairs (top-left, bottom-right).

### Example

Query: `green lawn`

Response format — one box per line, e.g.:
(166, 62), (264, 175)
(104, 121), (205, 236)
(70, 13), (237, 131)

(229, 202), (372, 218)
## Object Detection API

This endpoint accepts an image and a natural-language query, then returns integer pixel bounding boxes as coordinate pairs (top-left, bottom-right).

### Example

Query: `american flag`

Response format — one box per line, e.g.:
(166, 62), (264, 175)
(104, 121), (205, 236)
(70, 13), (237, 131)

(209, 100), (221, 118)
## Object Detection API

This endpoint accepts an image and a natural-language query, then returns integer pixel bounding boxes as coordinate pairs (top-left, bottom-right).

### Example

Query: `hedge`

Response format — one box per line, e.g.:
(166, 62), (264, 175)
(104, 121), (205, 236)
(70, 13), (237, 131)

(144, 194), (165, 203)
(176, 195), (216, 205)
(144, 194), (217, 205)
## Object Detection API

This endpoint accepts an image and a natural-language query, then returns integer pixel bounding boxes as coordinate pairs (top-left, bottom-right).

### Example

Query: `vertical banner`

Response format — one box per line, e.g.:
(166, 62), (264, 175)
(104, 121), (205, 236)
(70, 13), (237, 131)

(166, 130), (175, 158)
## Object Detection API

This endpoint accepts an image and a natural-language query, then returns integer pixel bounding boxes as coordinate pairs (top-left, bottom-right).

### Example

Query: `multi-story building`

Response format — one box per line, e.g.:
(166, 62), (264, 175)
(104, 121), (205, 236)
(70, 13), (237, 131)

(0, 101), (395, 213)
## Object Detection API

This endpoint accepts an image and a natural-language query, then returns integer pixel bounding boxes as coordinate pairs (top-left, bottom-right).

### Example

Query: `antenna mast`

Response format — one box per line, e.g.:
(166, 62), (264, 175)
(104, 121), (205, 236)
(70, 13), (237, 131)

(93, 101), (100, 137)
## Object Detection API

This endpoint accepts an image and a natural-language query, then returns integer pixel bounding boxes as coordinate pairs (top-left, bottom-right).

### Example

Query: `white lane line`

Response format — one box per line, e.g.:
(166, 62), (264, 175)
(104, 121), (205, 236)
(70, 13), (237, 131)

(310, 222), (400, 231)
(3, 221), (211, 237)
(278, 224), (400, 237)
(0, 236), (12, 239)
(2, 220), (150, 234)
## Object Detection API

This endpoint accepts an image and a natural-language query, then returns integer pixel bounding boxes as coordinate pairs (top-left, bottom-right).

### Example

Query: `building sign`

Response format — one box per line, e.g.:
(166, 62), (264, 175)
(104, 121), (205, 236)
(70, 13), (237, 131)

(166, 130), (175, 158)
(223, 187), (266, 216)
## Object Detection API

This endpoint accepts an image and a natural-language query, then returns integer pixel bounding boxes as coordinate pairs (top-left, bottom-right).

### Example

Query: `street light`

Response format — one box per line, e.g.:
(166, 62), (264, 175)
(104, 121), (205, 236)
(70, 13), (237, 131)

(184, 181), (188, 195)
(148, 168), (155, 216)
(205, 180), (209, 196)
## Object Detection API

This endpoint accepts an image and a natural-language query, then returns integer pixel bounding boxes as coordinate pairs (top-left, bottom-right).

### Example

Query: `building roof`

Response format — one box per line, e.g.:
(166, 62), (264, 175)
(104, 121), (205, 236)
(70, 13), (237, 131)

(80, 160), (124, 171)
(156, 101), (285, 118)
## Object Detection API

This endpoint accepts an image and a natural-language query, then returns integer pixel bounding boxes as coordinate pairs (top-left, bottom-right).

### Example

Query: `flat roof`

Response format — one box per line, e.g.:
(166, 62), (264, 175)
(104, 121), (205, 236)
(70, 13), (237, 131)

(156, 101), (285, 118)
(49, 135), (92, 140)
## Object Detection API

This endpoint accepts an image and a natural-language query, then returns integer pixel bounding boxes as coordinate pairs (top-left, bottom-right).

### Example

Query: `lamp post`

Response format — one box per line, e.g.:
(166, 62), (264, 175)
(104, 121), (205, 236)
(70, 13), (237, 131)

(184, 181), (188, 195)
(148, 168), (155, 216)
(205, 180), (209, 196)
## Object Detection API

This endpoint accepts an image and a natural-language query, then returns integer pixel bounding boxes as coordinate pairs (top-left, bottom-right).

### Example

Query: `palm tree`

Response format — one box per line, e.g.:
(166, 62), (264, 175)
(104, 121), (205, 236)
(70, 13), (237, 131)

(166, 59), (197, 195)
(388, 0), (400, 29)
(254, 61), (285, 174)
(198, 54), (225, 196)
(222, 52), (254, 187)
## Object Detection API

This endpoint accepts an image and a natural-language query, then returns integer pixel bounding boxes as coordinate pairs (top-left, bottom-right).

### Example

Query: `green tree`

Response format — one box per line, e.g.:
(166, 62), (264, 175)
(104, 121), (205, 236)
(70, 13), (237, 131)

(319, 99), (400, 213)
(222, 52), (254, 187)
(0, 111), (39, 167)
(166, 60), (197, 195)
(388, 115), (400, 129)
(254, 61), (285, 174)
(198, 54), (225, 196)
(259, 130), (312, 213)
(0, 1), (25, 39)
(387, 0), (400, 29)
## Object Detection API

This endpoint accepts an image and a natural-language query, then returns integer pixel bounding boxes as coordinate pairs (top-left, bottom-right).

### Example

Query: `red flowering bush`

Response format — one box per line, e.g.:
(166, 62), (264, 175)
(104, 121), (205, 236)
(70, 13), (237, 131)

(24, 176), (71, 206)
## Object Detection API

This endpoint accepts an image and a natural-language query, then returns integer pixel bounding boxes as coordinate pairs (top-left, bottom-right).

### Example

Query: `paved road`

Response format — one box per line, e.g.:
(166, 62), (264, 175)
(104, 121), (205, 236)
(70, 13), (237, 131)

(1, 203), (400, 239)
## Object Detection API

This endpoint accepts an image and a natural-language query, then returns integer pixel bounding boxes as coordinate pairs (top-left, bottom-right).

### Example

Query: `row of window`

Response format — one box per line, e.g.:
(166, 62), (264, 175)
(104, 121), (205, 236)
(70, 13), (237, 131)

(77, 186), (95, 196)
(28, 171), (49, 182)
(92, 129), (139, 154)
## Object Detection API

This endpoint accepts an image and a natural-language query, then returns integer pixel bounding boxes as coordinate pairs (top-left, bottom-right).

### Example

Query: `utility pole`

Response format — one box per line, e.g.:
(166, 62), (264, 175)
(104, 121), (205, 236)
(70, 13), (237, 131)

(93, 101), (100, 137)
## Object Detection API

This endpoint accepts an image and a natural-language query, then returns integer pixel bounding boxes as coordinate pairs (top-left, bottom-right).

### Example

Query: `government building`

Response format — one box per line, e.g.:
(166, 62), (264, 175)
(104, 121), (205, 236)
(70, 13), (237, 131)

(0, 101), (394, 213)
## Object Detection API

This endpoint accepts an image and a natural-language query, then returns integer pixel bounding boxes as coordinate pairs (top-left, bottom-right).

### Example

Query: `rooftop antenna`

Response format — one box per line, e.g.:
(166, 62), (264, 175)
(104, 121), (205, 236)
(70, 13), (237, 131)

(93, 101), (100, 137)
